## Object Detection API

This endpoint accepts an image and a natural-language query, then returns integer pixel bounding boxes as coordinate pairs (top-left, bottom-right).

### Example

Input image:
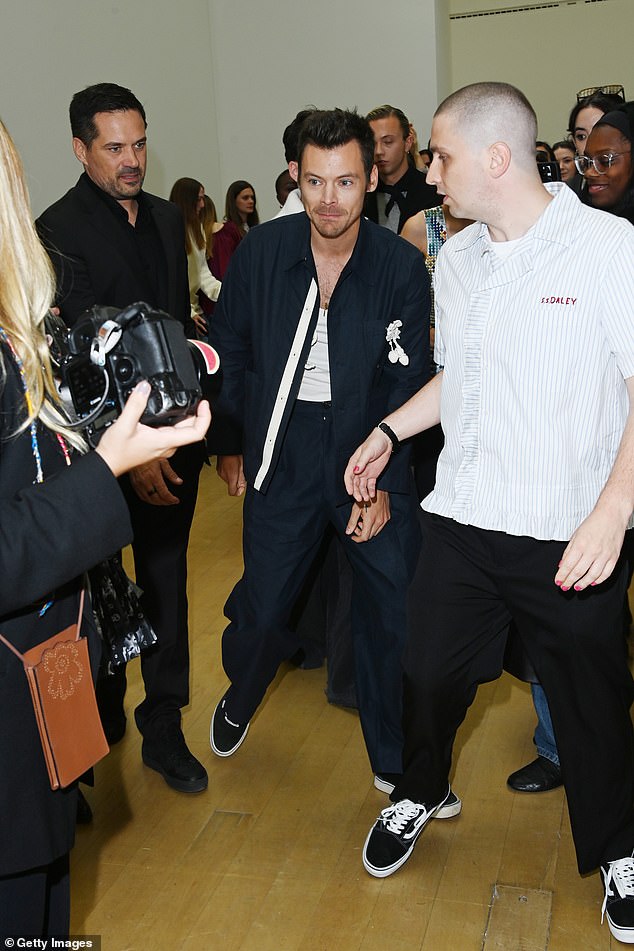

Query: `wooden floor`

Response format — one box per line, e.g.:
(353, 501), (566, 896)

(71, 466), (624, 950)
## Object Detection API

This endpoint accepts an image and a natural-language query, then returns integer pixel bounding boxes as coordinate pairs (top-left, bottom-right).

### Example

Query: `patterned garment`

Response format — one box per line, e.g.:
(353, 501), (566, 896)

(424, 205), (447, 370)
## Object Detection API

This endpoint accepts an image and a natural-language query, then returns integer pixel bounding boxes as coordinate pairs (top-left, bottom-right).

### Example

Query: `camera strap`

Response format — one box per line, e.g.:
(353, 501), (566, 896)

(90, 320), (122, 367)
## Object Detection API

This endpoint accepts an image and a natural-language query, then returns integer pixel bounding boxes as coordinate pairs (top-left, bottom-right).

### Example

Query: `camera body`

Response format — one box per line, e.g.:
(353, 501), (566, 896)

(51, 302), (216, 443)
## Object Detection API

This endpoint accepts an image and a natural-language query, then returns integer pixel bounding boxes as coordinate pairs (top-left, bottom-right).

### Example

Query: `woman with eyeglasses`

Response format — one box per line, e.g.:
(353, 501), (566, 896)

(577, 103), (634, 222)
(567, 90), (626, 156)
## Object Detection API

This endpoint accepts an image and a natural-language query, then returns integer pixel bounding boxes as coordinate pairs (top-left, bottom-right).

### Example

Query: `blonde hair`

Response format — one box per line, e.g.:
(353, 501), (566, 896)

(0, 118), (84, 449)
(200, 195), (218, 258)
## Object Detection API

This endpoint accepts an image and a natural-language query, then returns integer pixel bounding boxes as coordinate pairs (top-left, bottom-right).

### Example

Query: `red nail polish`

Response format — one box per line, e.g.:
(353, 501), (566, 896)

(353, 466), (359, 473)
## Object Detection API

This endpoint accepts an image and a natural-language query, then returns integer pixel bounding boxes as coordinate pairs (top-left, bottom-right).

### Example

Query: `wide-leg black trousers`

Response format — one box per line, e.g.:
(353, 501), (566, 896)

(396, 510), (634, 874)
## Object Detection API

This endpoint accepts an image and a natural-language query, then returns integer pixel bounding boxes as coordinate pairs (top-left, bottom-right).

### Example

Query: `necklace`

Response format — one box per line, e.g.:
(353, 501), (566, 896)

(0, 328), (71, 614)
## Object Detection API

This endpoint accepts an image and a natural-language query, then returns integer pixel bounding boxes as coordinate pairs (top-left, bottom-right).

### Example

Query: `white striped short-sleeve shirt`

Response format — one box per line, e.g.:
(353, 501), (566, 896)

(423, 182), (634, 540)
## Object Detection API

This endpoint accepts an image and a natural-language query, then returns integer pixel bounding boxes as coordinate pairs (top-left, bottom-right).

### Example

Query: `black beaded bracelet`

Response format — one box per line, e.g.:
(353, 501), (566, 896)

(377, 421), (401, 453)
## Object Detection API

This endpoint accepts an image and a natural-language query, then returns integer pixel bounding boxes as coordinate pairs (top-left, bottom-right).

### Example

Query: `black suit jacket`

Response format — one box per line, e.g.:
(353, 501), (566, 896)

(36, 173), (193, 334)
(364, 164), (439, 234)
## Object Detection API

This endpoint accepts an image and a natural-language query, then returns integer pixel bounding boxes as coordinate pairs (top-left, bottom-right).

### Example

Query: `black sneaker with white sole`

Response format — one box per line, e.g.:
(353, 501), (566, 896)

(210, 692), (249, 757)
(601, 856), (634, 943)
(373, 774), (462, 819)
(363, 791), (453, 878)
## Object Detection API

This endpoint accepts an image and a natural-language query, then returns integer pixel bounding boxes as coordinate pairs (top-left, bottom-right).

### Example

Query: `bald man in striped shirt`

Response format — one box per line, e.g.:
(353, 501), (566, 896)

(346, 83), (634, 944)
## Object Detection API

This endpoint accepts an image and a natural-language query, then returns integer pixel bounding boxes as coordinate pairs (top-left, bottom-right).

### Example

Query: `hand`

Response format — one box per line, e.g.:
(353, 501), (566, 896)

(555, 505), (628, 591)
(192, 312), (208, 337)
(128, 458), (183, 505)
(344, 428), (393, 502)
(345, 490), (391, 543)
(96, 380), (211, 478)
(217, 454), (246, 496)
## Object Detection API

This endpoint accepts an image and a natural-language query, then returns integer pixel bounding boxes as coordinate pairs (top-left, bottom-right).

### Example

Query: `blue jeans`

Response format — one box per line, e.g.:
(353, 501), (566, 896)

(531, 683), (559, 766)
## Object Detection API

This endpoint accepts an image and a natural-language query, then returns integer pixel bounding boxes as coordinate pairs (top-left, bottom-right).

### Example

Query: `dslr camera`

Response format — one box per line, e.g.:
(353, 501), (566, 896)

(47, 302), (219, 445)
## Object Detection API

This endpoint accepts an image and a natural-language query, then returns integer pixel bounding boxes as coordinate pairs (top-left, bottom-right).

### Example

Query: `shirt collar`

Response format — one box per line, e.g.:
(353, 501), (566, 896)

(81, 170), (148, 222)
(283, 212), (377, 284)
(451, 181), (582, 257)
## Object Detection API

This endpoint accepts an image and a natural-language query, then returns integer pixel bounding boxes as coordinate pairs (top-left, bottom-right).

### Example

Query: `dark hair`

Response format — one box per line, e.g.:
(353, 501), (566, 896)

(283, 107), (318, 164)
(69, 83), (147, 146)
(583, 102), (634, 223)
(536, 140), (554, 161)
(366, 104), (410, 141)
(552, 139), (575, 155)
(567, 92), (625, 136)
(225, 180), (259, 233)
(275, 169), (295, 203)
(169, 177), (204, 255)
(297, 109), (375, 181)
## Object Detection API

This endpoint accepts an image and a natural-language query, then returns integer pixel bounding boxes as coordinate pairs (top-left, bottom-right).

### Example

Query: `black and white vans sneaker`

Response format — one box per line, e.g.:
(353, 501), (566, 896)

(363, 791), (453, 878)
(601, 855), (634, 943)
(210, 692), (249, 757)
(373, 775), (462, 818)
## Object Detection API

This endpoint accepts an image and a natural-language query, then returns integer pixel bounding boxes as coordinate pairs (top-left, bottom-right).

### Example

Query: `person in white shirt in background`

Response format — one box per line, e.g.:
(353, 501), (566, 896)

(169, 177), (221, 337)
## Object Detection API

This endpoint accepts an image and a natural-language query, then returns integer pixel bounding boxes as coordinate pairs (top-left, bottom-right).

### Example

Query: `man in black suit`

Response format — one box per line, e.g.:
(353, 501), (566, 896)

(364, 104), (438, 233)
(37, 83), (207, 794)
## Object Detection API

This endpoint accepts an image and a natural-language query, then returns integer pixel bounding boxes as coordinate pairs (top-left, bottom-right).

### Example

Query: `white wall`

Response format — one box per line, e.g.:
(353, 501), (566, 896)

(1, 0), (222, 217)
(205, 0), (443, 220)
(4, 0), (624, 224)
(1, 0), (444, 223)
(448, 0), (630, 144)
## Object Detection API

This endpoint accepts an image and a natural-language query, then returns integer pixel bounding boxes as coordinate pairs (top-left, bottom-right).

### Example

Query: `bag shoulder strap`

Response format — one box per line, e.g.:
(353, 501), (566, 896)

(0, 588), (86, 662)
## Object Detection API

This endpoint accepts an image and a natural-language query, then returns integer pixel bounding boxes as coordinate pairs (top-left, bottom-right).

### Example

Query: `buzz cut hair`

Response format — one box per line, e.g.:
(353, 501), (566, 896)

(435, 82), (538, 171)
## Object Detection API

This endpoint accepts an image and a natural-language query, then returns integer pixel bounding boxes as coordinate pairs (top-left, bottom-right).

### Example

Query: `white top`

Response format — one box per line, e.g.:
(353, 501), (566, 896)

(375, 192), (400, 233)
(424, 182), (634, 540)
(187, 237), (221, 311)
(274, 188), (304, 218)
(297, 307), (331, 401)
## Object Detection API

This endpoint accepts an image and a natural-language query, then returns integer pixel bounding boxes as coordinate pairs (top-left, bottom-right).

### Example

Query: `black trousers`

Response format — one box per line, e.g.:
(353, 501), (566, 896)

(396, 511), (634, 874)
(0, 853), (70, 939)
(222, 401), (420, 774)
(103, 444), (203, 738)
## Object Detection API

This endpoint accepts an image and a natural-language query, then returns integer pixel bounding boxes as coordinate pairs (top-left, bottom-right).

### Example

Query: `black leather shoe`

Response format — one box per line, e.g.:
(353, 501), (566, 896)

(507, 755), (563, 792)
(142, 722), (208, 793)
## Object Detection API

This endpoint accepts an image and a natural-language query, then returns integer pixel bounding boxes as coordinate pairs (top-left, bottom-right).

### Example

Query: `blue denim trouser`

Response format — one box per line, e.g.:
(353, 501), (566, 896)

(531, 683), (559, 766)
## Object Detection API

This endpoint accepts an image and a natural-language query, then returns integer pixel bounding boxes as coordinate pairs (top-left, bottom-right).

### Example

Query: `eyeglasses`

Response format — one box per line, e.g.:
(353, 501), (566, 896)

(576, 84), (625, 102)
(575, 151), (632, 175)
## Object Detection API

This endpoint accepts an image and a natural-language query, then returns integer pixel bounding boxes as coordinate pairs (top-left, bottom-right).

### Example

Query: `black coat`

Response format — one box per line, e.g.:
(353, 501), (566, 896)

(363, 164), (439, 234)
(0, 347), (132, 875)
(36, 173), (193, 335)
